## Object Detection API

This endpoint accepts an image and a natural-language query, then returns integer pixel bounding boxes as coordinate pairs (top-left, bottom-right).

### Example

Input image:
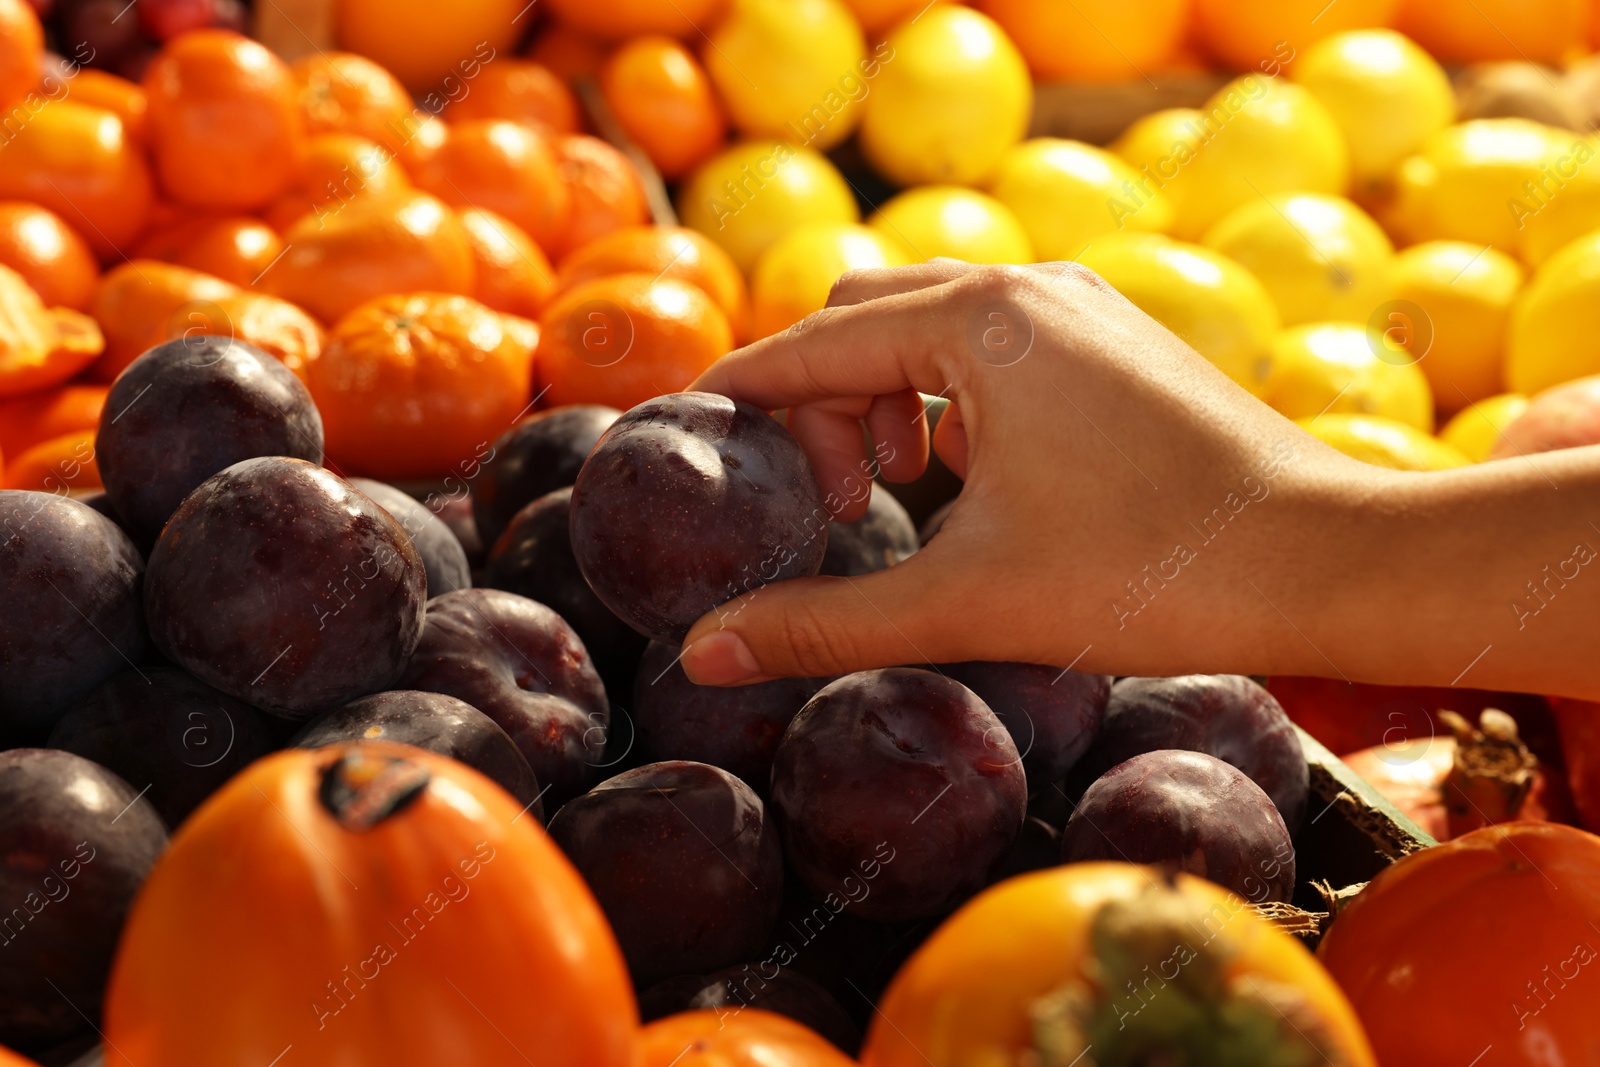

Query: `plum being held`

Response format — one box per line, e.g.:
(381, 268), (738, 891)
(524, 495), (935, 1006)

(95, 336), (324, 547)
(0, 749), (167, 1054)
(770, 669), (1027, 923)
(0, 492), (146, 740)
(1061, 749), (1296, 903)
(570, 392), (829, 645)
(548, 761), (784, 987)
(143, 457), (427, 719)
(1077, 674), (1309, 831)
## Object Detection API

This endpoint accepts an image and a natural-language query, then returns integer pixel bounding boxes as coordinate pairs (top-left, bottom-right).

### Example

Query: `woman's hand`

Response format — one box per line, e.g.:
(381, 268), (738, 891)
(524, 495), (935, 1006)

(678, 262), (1600, 701)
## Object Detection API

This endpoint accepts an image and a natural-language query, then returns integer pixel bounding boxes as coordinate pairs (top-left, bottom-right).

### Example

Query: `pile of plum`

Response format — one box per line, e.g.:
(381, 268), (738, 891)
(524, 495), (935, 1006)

(0, 337), (1310, 1058)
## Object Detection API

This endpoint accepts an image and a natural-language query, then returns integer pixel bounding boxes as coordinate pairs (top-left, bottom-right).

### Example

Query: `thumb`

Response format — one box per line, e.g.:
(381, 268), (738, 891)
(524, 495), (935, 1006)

(677, 554), (958, 685)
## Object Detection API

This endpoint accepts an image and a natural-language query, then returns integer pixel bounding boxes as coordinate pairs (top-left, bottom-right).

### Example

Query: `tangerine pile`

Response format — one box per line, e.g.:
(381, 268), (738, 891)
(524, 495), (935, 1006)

(4, 0), (1600, 485)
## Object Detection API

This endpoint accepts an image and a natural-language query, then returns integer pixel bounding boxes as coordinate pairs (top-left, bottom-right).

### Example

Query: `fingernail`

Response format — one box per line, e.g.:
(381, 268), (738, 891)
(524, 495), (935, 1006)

(681, 630), (762, 685)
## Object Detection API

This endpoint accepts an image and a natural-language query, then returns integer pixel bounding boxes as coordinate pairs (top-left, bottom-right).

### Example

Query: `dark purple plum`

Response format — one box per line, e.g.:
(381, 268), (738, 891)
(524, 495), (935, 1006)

(76, 491), (125, 529)
(473, 404), (619, 547)
(0, 492), (146, 740)
(770, 669), (1027, 922)
(47, 666), (278, 826)
(632, 640), (821, 794)
(917, 499), (954, 545)
(988, 815), (1062, 885)
(95, 336), (324, 546)
(819, 488), (918, 577)
(143, 457), (426, 718)
(638, 965), (861, 1053)
(293, 690), (543, 820)
(570, 392), (828, 644)
(1060, 750), (1296, 902)
(0, 749), (167, 1053)
(400, 588), (608, 806)
(1076, 675), (1308, 830)
(548, 761), (784, 986)
(349, 479), (471, 598)
(483, 487), (646, 700)
(426, 491), (487, 570)
(940, 662), (1109, 793)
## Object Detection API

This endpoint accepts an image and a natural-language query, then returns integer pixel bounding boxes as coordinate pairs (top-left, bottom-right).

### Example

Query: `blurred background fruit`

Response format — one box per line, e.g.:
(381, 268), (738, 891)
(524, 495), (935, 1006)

(0, 0), (43, 109)
(678, 141), (858, 272)
(987, 138), (1172, 261)
(1133, 77), (1349, 240)
(170, 216), (283, 286)
(88, 259), (236, 380)
(442, 58), (580, 133)
(1263, 322), (1433, 430)
(555, 226), (749, 339)
(1192, 0), (1398, 71)
(1507, 231), (1600, 395)
(978, 0), (1187, 83)
(0, 100), (153, 258)
(1077, 234), (1280, 396)
(1389, 241), (1522, 409)
(290, 51), (413, 151)
(261, 189), (476, 324)
(1490, 375), (1600, 458)
(411, 119), (570, 254)
(307, 292), (535, 478)
(868, 186), (1032, 264)
(1440, 392), (1530, 461)
(600, 37), (727, 180)
(548, 134), (650, 260)
(1396, 0), (1588, 64)
(0, 264), (102, 398)
(749, 222), (910, 339)
(459, 207), (556, 320)
(705, 0), (866, 152)
(858, 6), (1031, 187)
(1297, 412), (1469, 469)
(336, 0), (522, 92)
(543, 0), (726, 39)
(142, 30), (305, 210)
(1203, 193), (1394, 326)
(0, 202), (98, 310)
(1290, 29), (1455, 194)
(536, 273), (733, 410)
(1388, 118), (1571, 249)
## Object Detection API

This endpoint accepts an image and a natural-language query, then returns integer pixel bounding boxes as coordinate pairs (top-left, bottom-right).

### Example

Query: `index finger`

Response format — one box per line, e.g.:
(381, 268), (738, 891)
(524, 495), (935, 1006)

(689, 273), (969, 411)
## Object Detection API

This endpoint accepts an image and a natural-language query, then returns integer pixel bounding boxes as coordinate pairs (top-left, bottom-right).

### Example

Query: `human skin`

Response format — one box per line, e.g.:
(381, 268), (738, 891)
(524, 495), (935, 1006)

(676, 261), (1600, 701)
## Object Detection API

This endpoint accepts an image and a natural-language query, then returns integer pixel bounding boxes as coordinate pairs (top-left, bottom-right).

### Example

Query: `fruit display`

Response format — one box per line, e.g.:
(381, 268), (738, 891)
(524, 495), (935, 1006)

(5, 1), (1600, 1064)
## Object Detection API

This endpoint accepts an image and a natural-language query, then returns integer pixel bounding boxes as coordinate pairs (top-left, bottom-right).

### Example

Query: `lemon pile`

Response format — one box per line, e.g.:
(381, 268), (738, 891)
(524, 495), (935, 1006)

(674, 10), (1600, 472)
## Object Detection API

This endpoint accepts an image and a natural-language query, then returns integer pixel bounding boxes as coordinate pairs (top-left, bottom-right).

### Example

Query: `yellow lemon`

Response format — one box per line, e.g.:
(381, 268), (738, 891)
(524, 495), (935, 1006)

(868, 186), (1033, 264)
(705, 0), (869, 151)
(1263, 322), (1434, 430)
(1388, 118), (1574, 251)
(1111, 107), (1209, 231)
(1136, 76), (1349, 240)
(678, 140), (860, 273)
(1506, 230), (1600, 394)
(1296, 413), (1470, 470)
(1291, 30), (1455, 191)
(1517, 134), (1600, 267)
(1439, 392), (1530, 461)
(1389, 240), (1522, 409)
(749, 222), (912, 338)
(1203, 193), (1393, 326)
(858, 6), (1032, 187)
(1076, 233), (1279, 396)
(986, 138), (1174, 262)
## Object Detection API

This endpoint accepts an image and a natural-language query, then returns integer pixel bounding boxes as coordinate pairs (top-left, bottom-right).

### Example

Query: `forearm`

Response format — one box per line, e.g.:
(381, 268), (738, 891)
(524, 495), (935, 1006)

(1280, 447), (1600, 699)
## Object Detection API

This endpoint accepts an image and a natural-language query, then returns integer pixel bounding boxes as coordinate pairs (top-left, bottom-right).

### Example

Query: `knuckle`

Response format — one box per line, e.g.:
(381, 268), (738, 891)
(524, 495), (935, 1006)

(778, 602), (856, 677)
(955, 263), (1035, 303)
